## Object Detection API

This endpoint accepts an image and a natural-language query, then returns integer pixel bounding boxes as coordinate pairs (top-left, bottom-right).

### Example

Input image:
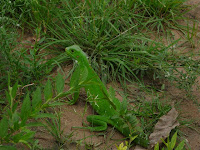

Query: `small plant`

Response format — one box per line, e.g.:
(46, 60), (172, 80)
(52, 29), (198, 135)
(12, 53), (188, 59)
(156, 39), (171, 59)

(0, 0), (32, 24)
(134, 96), (172, 136)
(0, 81), (40, 149)
(167, 55), (200, 97)
(137, 0), (188, 32)
(0, 24), (68, 93)
(154, 132), (185, 150)
(116, 142), (128, 150)
(184, 21), (198, 48)
(0, 73), (78, 149)
(43, 111), (74, 148)
(116, 134), (138, 150)
(0, 25), (18, 90)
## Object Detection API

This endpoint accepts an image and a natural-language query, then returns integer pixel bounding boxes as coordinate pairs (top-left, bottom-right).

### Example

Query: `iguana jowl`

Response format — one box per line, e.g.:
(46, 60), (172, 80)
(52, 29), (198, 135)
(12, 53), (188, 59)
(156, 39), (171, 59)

(65, 45), (149, 148)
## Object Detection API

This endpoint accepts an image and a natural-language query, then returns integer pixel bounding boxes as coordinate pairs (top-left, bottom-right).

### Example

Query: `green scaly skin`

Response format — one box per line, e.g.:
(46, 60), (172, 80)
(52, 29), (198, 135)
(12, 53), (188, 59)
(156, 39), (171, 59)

(65, 45), (149, 148)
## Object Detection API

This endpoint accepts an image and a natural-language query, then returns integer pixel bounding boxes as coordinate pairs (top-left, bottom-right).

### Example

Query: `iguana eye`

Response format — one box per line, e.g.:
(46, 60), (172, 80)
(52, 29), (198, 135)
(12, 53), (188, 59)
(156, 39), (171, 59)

(71, 49), (75, 53)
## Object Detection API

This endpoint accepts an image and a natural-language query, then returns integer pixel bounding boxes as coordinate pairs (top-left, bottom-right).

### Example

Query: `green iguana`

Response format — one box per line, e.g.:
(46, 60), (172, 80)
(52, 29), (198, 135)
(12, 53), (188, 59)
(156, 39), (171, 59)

(65, 45), (149, 148)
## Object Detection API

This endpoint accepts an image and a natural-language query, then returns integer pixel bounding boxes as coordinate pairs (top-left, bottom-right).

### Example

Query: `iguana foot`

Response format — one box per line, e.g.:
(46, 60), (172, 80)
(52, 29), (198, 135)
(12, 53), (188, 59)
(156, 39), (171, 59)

(72, 115), (110, 132)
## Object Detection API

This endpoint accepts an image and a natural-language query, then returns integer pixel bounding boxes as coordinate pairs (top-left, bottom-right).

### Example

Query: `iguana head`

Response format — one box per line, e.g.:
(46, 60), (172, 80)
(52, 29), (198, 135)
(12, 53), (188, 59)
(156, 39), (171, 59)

(65, 45), (88, 63)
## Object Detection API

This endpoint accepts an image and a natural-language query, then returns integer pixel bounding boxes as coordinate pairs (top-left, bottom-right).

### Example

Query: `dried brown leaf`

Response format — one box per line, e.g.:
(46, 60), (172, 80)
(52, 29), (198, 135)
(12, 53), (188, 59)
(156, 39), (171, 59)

(149, 108), (180, 147)
(134, 145), (147, 150)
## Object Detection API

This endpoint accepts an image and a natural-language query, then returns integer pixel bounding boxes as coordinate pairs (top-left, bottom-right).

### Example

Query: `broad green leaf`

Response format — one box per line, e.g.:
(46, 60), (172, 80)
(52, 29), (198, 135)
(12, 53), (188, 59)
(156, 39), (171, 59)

(25, 122), (45, 127)
(32, 87), (42, 109)
(12, 132), (22, 142)
(0, 116), (8, 138)
(170, 132), (177, 149)
(11, 82), (18, 99)
(161, 138), (168, 146)
(48, 102), (65, 107)
(55, 91), (71, 99)
(7, 72), (11, 87)
(20, 93), (31, 121)
(6, 91), (11, 106)
(119, 97), (127, 115)
(56, 73), (64, 94)
(34, 113), (56, 119)
(154, 143), (159, 150)
(72, 90), (80, 104)
(19, 131), (35, 141)
(12, 128), (34, 144)
(70, 65), (80, 87)
(0, 145), (17, 150)
(12, 103), (18, 113)
(13, 111), (20, 130)
(18, 140), (31, 148)
(7, 109), (12, 118)
(44, 79), (53, 101)
(175, 140), (185, 150)
(130, 135), (138, 143)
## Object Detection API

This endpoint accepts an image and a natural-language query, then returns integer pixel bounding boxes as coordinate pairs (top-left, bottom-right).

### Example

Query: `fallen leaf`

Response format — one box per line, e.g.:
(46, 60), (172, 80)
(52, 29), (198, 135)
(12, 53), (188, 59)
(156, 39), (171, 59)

(134, 145), (147, 150)
(149, 107), (180, 147)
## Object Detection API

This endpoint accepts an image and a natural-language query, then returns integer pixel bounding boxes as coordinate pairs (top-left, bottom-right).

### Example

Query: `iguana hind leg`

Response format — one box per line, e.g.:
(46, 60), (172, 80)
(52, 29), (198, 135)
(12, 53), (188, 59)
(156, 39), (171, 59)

(73, 115), (114, 132)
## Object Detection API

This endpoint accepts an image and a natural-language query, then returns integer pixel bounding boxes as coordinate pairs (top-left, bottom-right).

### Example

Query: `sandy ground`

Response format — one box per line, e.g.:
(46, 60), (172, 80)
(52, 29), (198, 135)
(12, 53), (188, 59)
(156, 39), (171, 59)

(17, 0), (200, 149)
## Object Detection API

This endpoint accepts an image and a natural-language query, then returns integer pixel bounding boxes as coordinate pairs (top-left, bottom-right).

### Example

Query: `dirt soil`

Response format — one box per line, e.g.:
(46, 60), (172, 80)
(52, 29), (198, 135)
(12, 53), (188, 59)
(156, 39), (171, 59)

(19, 1), (200, 150)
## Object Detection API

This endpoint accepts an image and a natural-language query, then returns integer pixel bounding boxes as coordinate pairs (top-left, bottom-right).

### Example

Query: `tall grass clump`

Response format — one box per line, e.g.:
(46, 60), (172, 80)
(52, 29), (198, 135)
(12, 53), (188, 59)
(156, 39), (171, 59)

(0, 0), (32, 27)
(1, 0), (196, 92)
(0, 1), (68, 92)
(0, 25), (68, 94)
(0, 27), (18, 90)
(27, 0), (175, 85)
(136, 0), (188, 32)
(0, 74), (77, 149)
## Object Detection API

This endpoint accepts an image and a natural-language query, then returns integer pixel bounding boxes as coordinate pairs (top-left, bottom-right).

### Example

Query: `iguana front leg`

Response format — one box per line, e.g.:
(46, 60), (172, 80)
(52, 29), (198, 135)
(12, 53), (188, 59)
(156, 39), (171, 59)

(67, 64), (87, 105)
